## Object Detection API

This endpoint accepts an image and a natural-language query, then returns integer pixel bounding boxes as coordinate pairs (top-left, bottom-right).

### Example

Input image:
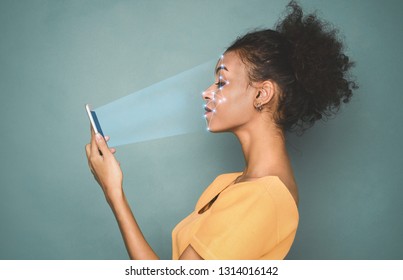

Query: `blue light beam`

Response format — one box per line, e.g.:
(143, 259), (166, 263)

(94, 60), (215, 147)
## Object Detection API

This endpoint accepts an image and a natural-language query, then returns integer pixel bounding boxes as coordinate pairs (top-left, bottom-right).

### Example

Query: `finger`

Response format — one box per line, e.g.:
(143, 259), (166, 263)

(85, 143), (94, 171)
(95, 133), (110, 157)
(90, 129), (99, 156)
(85, 143), (91, 158)
(105, 136), (116, 153)
(85, 143), (96, 170)
(89, 125), (96, 154)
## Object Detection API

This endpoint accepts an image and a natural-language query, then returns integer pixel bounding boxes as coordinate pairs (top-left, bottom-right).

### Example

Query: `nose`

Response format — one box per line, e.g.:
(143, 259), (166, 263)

(202, 84), (215, 102)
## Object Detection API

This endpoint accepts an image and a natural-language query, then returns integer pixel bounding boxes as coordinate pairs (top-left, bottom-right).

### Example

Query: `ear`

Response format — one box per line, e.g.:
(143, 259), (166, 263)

(254, 80), (276, 106)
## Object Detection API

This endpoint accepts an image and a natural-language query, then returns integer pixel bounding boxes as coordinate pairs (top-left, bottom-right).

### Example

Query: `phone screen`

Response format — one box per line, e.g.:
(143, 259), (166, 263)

(86, 104), (105, 137)
(91, 110), (104, 137)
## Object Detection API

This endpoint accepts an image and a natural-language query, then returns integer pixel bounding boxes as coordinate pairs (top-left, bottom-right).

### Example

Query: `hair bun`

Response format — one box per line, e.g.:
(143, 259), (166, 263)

(225, 1), (358, 134)
(275, 1), (358, 133)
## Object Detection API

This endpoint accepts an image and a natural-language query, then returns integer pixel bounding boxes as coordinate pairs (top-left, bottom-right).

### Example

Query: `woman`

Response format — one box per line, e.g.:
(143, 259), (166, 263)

(85, 1), (357, 260)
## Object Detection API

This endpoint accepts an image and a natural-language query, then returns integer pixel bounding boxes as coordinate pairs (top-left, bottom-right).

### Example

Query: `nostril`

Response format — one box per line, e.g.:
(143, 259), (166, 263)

(202, 90), (213, 100)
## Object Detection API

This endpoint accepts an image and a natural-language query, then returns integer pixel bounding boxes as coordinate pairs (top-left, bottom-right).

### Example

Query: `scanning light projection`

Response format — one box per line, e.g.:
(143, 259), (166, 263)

(94, 59), (217, 147)
(202, 55), (229, 131)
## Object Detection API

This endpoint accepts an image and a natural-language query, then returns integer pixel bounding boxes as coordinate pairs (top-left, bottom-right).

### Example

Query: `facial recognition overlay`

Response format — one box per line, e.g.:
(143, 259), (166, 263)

(203, 55), (229, 131)
(94, 60), (216, 147)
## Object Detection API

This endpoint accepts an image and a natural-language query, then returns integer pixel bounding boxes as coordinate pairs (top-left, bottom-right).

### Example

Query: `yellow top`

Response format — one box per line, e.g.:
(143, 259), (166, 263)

(171, 173), (299, 260)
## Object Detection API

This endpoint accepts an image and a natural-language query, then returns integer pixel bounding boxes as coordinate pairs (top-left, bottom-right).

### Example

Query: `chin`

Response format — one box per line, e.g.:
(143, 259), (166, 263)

(206, 124), (232, 133)
(207, 128), (221, 133)
(206, 117), (238, 133)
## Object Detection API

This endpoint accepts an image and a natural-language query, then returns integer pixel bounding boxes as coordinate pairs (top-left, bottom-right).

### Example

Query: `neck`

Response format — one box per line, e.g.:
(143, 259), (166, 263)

(232, 118), (290, 181)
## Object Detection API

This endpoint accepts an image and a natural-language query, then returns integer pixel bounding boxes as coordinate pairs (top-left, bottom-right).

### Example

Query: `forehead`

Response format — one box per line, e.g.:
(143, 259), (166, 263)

(215, 51), (247, 77)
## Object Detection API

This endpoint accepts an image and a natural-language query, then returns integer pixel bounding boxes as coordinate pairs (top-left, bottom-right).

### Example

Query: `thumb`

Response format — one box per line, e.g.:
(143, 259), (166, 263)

(95, 133), (110, 156)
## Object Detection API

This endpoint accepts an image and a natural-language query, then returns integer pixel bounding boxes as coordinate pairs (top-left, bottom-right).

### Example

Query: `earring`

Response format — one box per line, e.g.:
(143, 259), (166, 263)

(255, 102), (263, 111)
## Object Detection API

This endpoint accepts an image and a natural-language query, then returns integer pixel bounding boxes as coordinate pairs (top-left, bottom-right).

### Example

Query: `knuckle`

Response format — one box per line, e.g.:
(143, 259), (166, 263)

(90, 154), (97, 161)
(85, 144), (91, 153)
(89, 154), (97, 163)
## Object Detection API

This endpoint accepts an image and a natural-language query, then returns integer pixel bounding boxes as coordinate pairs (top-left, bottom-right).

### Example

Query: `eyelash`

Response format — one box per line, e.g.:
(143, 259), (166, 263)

(215, 81), (226, 88)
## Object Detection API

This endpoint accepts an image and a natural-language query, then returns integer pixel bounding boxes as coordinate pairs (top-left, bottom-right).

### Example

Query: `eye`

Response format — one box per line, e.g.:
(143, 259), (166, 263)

(215, 81), (226, 88)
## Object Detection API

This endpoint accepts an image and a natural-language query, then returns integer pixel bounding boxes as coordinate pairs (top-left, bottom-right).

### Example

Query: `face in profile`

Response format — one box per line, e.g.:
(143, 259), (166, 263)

(202, 51), (257, 133)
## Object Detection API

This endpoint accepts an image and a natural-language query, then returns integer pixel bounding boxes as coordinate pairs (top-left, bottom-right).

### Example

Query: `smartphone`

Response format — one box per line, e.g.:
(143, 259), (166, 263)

(85, 104), (104, 137)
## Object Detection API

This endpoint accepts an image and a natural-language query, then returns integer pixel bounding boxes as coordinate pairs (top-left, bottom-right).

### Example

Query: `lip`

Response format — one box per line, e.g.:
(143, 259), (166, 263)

(204, 106), (213, 113)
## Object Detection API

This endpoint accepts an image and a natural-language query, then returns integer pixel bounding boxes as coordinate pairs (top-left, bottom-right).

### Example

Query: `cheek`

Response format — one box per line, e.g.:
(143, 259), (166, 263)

(218, 90), (253, 119)
(216, 83), (237, 103)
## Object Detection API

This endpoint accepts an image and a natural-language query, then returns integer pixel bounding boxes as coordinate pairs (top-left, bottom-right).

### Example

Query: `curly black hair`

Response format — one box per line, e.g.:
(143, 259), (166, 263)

(225, 1), (358, 135)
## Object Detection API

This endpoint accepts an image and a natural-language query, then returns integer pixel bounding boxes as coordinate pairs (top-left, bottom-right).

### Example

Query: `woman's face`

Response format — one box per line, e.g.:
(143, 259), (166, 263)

(203, 51), (257, 132)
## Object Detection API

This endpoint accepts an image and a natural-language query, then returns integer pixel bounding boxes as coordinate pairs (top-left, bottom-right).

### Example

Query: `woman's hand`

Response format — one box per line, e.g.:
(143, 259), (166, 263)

(84, 128), (201, 260)
(85, 128), (123, 204)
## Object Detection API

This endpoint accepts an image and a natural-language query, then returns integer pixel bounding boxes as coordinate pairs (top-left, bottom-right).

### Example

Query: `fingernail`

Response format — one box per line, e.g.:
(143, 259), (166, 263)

(95, 133), (103, 142)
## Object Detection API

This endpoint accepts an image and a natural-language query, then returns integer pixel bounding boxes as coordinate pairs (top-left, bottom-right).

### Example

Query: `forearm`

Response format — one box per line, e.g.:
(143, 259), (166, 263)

(86, 132), (159, 259)
(108, 190), (159, 260)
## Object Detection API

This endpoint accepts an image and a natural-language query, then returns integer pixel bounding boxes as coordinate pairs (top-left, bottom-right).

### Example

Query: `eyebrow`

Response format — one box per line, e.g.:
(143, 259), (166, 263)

(215, 65), (228, 75)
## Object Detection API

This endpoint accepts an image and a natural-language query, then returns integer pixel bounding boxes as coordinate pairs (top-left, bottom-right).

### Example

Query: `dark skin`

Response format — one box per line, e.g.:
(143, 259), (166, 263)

(85, 51), (298, 260)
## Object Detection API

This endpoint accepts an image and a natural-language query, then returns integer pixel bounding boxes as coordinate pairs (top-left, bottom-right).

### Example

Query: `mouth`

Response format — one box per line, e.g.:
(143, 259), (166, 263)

(204, 105), (213, 114)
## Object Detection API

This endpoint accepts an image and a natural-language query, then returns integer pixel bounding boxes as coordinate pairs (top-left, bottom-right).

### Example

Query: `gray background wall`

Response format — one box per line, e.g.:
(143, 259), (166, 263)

(0, 0), (402, 259)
